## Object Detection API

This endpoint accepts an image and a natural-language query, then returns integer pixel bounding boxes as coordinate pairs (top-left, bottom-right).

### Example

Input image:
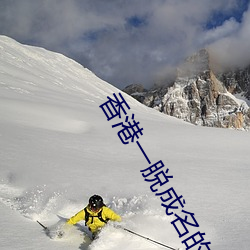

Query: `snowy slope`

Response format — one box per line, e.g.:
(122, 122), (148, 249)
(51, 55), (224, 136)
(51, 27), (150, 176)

(0, 36), (250, 250)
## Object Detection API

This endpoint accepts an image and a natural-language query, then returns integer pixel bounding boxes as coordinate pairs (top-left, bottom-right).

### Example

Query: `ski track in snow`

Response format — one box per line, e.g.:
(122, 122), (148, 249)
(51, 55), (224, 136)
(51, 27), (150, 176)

(0, 99), (91, 134)
(0, 181), (181, 250)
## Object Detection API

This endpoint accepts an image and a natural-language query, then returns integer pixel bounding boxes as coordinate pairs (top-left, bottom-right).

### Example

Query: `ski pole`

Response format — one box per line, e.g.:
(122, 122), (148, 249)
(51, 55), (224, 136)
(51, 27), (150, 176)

(37, 220), (48, 231)
(122, 227), (178, 250)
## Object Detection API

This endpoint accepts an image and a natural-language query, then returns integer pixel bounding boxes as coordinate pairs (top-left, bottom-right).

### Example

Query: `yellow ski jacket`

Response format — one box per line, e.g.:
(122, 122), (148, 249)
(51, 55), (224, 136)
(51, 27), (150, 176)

(67, 206), (121, 233)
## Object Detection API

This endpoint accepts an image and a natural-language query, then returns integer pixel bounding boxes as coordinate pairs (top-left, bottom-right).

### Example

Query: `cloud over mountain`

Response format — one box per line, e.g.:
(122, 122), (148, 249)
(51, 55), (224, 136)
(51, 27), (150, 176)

(0, 0), (249, 88)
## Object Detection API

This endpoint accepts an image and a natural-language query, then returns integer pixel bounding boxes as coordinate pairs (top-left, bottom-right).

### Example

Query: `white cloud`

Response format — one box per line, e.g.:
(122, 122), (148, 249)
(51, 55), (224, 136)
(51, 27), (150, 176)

(209, 5), (250, 68)
(0, 0), (249, 88)
(200, 17), (240, 45)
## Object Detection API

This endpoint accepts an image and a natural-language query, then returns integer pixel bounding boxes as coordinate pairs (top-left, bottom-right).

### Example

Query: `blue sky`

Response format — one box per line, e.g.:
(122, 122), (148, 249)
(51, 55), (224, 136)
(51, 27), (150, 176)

(0, 0), (249, 89)
(205, 0), (249, 28)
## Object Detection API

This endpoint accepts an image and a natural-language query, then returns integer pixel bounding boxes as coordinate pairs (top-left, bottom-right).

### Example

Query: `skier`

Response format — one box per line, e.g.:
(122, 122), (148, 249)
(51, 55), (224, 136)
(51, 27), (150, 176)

(66, 194), (122, 239)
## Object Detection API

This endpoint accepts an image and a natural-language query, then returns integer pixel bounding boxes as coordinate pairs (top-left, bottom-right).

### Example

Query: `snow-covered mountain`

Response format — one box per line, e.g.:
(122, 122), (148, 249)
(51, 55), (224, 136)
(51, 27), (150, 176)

(124, 49), (250, 130)
(0, 36), (250, 250)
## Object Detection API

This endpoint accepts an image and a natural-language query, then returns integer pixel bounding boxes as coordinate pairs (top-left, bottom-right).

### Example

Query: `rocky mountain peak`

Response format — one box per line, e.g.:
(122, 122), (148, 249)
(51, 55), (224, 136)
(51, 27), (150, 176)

(123, 49), (250, 130)
(177, 48), (210, 78)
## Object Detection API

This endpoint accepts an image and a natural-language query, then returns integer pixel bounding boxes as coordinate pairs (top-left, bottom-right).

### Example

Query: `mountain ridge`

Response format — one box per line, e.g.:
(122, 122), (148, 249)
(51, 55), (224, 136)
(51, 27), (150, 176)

(123, 49), (250, 130)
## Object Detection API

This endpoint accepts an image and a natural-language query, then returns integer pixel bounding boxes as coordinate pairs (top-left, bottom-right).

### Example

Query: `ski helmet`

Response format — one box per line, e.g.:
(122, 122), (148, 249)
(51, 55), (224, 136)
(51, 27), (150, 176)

(89, 195), (104, 210)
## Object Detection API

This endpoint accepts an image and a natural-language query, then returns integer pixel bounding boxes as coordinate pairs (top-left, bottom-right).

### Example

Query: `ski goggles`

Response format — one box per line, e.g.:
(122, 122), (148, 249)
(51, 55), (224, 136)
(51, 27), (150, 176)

(89, 205), (101, 212)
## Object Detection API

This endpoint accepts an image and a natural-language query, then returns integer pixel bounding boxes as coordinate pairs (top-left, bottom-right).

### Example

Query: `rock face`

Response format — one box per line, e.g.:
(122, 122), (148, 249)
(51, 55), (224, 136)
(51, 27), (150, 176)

(217, 66), (250, 100)
(123, 49), (250, 130)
